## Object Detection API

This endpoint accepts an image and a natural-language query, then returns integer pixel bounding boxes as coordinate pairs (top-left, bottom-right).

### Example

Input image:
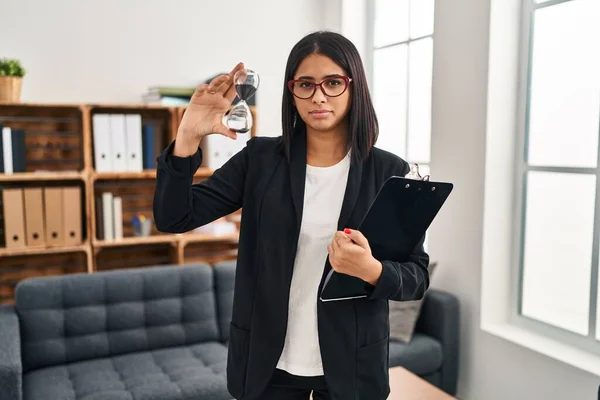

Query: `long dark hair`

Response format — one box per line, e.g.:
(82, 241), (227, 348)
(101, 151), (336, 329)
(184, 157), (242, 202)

(280, 30), (378, 164)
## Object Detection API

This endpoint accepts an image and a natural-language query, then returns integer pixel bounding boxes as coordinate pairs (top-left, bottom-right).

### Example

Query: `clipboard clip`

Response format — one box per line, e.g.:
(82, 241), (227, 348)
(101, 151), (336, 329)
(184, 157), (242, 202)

(405, 163), (430, 181)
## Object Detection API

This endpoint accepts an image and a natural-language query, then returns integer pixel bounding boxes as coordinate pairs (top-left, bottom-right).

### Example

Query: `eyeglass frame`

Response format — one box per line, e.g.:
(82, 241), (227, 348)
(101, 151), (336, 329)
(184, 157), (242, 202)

(287, 75), (353, 99)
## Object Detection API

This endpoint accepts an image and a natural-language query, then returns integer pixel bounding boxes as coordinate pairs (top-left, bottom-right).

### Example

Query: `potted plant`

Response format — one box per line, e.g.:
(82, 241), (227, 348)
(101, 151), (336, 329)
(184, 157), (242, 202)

(0, 58), (26, 103)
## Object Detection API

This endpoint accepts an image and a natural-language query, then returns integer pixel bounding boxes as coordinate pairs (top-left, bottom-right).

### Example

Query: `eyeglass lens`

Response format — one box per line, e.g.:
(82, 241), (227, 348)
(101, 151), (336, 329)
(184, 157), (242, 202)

(291, 77), (348, 99)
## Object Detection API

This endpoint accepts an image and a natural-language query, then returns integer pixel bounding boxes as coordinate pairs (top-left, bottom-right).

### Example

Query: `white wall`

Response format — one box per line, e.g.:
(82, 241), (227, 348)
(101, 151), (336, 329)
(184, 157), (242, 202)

(341, 0), (367, 63)
(0, 0), (325, 138)
(428, 0), (600, 399)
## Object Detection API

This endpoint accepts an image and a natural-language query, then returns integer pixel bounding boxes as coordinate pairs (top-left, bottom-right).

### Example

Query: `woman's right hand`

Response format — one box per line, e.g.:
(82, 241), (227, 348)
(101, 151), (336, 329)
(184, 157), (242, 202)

(173, 62), (245, 157)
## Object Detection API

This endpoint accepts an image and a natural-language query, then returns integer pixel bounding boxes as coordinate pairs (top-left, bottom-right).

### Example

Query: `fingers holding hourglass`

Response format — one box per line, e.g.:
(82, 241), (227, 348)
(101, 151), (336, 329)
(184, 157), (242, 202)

(204, 63), (245, 100)
(206, 75), (230, 95)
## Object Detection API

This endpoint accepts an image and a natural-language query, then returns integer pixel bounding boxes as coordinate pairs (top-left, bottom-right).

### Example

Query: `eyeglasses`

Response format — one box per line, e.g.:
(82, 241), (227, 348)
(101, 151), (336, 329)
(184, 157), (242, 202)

(287, 76), (352, 99)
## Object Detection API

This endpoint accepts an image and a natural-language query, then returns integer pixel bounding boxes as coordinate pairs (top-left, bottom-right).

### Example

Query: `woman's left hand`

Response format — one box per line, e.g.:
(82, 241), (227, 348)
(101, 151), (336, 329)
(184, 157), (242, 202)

(327, 228), (383, 285)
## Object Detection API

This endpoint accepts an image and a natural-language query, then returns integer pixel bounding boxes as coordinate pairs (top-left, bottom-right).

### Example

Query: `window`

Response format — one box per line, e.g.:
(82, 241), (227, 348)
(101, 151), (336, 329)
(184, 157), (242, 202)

(515, 0), (600, 347)
(369, 0), (435, 178)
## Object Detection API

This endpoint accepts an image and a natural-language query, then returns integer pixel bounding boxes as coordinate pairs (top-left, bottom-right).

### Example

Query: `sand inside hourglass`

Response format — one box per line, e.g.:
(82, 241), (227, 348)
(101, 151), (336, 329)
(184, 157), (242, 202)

(235, 84), (257, 100)
(224, 102), (252, 133)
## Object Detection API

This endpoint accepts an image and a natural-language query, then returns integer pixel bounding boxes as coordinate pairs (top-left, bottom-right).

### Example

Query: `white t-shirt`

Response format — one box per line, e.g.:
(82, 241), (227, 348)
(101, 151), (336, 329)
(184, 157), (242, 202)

(276, 152), (351, 376)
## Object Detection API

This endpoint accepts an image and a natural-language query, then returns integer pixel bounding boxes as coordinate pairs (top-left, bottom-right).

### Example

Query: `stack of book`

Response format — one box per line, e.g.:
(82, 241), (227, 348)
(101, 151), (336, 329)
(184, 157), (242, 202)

(142, 79), (256, 106)
(95, 192), (124, 241)
(142, 86), (194, 106)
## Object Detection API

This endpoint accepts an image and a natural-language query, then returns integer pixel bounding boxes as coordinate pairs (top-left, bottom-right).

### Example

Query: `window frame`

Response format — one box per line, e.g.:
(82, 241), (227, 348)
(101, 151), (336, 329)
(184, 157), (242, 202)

(366, 0), (435, 173)
(511, 0), (600, 353)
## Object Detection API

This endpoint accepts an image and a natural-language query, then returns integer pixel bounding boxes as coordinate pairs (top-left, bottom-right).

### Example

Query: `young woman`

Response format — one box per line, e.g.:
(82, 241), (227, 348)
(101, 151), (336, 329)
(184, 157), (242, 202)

(153, 30), (429, 400)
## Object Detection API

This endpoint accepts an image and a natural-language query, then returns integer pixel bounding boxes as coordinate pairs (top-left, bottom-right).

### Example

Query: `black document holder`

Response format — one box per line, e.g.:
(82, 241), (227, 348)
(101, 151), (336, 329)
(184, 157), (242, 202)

(320, 175), (453, 302)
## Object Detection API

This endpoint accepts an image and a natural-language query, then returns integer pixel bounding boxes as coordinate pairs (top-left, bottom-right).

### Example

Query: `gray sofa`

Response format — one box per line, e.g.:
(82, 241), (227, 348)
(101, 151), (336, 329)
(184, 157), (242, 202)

(0, 261), (459, 400)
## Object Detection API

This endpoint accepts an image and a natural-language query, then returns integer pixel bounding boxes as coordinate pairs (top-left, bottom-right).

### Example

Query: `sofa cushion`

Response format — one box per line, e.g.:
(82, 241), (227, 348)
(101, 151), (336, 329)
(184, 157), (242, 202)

(16, 264), (220, 372)
(388, 333), (443, 375)
(389, 262), (438, 343)
(23, 342), (231, 400)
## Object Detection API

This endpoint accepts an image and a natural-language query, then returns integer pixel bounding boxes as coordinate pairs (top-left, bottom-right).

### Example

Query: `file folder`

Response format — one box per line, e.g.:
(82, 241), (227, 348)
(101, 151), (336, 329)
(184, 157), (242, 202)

(109, 114), (128, 172)
(320, 168), (453, 302)
(203, 134), (227, 169)
(125, 114), (143, 172)
(92, 114), (113, 172)
(44, 187), (64, 246)
(141, 123), (156, 169)
(62, 187), (82, 245)
(23, 188), (46, 247)
(2, 188), (26, 248)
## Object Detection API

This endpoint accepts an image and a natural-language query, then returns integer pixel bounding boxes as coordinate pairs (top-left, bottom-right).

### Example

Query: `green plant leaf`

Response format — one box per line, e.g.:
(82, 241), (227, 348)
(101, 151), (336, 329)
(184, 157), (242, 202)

(0, 58), (25, 77)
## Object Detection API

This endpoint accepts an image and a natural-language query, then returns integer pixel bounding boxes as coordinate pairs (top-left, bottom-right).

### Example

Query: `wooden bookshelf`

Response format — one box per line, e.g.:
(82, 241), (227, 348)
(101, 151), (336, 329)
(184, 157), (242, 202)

(0, 251), (89, 304)
(0, 102), (256, 304)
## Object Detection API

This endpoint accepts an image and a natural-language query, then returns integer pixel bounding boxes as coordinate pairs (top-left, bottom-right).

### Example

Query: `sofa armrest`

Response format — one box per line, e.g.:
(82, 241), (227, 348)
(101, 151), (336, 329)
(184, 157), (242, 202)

(0, 305), (22, 400)
(414, 289), (459, 395)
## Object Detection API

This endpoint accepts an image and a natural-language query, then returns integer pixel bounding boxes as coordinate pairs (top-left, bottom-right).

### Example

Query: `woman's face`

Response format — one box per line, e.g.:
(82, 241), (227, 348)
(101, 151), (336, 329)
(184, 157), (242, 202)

(291, 54), (352, 133)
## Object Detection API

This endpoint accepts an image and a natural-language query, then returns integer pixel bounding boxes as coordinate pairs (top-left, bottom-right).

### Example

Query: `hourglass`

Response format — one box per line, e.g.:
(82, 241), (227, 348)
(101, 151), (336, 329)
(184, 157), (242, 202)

(222, 69), (259, 133)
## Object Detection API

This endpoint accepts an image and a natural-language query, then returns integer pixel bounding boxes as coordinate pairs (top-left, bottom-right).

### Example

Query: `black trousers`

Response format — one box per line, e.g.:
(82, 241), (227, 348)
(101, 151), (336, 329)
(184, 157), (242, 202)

(258, 368), (331, 400)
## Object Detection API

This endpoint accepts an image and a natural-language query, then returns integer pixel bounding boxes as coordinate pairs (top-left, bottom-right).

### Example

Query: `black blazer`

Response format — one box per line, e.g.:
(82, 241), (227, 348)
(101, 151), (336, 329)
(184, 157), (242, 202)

(153, 131), (430, 400)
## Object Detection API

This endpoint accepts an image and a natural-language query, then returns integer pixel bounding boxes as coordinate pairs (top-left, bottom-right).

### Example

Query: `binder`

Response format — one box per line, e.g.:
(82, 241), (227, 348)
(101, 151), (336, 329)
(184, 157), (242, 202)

(62, 187), (82, 245)
(229, 132), (250, 160)
(2, 126), (13, 175)
(125, 114), (143, 172)
(11, 129), (26, 173)
(109, 114), (128, 172)
(320, 165), (453, 302)
(44, 187), (64, 246)
(23, 188), (46, 247)
(92, 114), (113, 172)
(202, 134), (220, 169)
(2, 188), (26, 248)
(141, 123), (156, 169)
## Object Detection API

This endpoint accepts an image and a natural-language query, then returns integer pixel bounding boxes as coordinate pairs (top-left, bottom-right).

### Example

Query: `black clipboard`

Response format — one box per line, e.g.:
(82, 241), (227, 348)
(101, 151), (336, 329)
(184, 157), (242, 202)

(320, 166), (453, 302)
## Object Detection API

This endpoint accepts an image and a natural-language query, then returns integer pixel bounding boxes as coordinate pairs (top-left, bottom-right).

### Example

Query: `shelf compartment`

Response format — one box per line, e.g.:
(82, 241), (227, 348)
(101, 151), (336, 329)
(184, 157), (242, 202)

(0, 104), (85, 174)
(183, 240), (238, 265)
(0, 181), (88, 250)
(0, 251), (88, 304)
(89, 105), (175, 173)
(93, 179), (157, 240)
(95, 243), (177, 271)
